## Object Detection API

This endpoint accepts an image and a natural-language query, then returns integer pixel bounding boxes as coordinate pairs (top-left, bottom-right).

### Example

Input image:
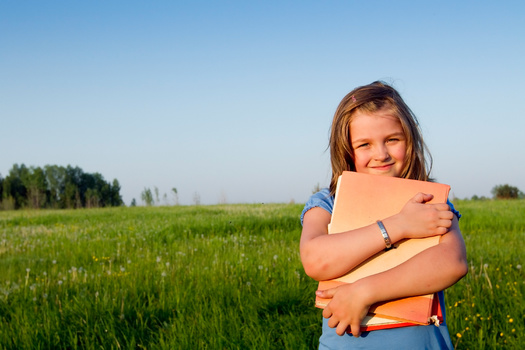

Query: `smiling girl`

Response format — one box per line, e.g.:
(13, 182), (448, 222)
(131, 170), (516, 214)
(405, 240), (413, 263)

(300, 81), (467, 349)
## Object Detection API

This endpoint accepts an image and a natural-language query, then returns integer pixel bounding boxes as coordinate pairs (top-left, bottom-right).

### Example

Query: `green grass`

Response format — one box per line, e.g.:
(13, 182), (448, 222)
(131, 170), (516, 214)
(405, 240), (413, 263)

(0, 200), (523, 349)
(445, 199), (524, 349)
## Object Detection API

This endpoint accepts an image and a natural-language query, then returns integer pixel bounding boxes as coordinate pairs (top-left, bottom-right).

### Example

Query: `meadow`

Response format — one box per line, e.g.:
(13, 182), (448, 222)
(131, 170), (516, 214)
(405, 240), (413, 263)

(0, 200), (523, 349)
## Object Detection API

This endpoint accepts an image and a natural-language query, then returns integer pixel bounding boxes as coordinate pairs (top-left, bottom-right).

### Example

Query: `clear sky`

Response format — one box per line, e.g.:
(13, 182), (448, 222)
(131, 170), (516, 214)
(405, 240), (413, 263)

(2, 1), (524, 205)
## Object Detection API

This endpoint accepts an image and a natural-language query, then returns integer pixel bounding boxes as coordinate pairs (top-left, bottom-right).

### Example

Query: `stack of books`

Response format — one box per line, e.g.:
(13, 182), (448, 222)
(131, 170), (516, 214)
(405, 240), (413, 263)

(315, 171), (450, 331)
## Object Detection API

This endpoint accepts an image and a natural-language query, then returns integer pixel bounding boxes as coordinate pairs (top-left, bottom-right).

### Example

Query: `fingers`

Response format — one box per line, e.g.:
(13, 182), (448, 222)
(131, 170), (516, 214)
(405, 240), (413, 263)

(426, 203), (454, 233)
(434, 202), (452, 212)
(435, 208), (453, 232)
(325, 309), (350, 336)
(323, 303), (363, 337)
(350, 321), (361, 337)
(320, 283), (369, 337)
(326, 312), (338, 327)
(332, 320), (360, 337)
(322, 306), (333, 319)
(435, 226), (449, 236)
(330, 317), (354, 337)
(412, 192), (434, 204)
(336, 323), (350, 336)
(316, 287), (337, 299)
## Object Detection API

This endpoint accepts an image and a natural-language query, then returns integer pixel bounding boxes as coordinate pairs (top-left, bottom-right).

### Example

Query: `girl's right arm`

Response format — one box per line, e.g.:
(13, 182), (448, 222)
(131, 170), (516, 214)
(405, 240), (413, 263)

(300, 193), (454, 281)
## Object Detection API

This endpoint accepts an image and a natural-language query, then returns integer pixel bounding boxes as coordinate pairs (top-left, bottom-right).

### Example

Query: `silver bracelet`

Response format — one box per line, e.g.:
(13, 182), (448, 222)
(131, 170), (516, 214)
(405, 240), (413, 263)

(376, 220), (392, 249)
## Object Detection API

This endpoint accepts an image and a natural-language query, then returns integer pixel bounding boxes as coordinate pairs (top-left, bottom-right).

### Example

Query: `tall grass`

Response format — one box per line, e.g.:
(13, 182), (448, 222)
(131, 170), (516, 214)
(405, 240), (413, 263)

(0, 204), (319, 349)
(445, 199), (524, 349)
(0, 200), (523, 349)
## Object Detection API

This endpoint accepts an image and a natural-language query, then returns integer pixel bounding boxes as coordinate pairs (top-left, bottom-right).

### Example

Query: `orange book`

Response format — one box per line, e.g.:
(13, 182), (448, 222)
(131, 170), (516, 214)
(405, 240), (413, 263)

(316, 171), (450, 331)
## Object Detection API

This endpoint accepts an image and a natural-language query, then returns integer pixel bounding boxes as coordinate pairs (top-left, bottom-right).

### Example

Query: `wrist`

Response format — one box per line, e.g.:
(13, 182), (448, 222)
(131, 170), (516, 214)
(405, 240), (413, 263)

(376, 220), (391, 249)
(354, 278), (378, 306)
(381, 215), (405, 243)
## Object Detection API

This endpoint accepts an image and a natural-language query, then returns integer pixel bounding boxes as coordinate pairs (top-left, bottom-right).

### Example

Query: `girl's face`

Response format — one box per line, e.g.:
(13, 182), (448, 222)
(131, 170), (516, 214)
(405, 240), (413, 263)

(350, 108), (407, 177)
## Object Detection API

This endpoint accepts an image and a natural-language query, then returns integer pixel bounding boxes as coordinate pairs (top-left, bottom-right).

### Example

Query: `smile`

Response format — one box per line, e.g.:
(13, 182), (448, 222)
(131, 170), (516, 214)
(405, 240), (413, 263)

(371, 164), (394, 171)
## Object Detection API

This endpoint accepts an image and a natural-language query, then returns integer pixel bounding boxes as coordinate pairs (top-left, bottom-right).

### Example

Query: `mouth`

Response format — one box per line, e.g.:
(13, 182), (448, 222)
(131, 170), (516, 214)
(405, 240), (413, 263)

(371, 164), (394, 171)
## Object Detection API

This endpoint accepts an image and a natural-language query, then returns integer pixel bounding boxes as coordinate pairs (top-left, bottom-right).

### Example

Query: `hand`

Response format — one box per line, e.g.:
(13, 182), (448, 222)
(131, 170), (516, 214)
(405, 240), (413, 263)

(316, 282), (372, 337)
(396, 193), (454, 239)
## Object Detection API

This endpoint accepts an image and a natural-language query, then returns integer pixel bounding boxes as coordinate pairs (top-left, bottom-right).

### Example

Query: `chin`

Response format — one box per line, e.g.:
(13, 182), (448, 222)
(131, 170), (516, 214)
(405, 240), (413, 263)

(369, 170), (399, 177)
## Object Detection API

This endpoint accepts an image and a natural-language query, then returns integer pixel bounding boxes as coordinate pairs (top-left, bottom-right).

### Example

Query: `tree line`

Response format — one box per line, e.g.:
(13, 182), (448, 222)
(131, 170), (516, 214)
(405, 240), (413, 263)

(0, 164), (123, 210)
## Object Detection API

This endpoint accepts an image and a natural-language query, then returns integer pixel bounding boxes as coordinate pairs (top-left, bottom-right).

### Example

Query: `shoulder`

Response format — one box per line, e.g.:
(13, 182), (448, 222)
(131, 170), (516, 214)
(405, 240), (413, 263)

(301, 188), (334, 225)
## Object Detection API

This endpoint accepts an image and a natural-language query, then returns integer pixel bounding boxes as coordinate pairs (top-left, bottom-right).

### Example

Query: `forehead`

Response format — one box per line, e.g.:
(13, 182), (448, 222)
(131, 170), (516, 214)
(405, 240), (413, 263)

(350, 109), (404, 137)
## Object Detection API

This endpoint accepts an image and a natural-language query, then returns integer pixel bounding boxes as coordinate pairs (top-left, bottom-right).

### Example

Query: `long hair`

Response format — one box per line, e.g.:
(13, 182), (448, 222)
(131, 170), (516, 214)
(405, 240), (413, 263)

(328, 81), (432, 195)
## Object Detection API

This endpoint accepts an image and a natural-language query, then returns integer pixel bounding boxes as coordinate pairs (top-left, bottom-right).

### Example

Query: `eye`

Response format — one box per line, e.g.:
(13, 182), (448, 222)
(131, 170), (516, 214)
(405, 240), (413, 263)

(356, 143), (369, 149)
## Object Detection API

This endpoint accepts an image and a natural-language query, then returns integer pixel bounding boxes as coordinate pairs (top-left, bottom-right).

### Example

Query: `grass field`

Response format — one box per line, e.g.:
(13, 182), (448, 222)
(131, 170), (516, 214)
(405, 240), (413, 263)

(0, 200), (523, 349)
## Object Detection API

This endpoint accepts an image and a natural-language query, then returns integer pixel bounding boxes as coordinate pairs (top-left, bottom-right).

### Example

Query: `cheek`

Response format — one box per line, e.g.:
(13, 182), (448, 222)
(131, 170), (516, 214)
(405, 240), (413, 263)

(353, 150), (369, 168)
(392, 144), (407, 162)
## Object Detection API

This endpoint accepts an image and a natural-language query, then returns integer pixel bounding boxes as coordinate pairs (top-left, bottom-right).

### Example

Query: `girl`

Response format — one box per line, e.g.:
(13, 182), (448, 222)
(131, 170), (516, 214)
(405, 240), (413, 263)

(300, 81), (468, 349)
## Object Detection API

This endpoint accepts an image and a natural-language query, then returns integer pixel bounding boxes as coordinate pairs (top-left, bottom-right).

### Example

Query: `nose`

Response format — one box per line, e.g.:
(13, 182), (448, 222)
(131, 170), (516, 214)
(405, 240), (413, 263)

(373, 145), (390, 161)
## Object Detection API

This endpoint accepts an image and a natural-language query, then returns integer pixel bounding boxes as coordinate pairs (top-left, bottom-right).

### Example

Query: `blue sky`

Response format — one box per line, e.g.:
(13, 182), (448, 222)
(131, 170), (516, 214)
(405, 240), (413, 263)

(2, 1), (524, 205)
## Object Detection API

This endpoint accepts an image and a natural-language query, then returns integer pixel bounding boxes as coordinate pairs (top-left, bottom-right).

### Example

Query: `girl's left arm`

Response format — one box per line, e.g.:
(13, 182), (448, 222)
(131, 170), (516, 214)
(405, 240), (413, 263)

(319, 216), (467, 337)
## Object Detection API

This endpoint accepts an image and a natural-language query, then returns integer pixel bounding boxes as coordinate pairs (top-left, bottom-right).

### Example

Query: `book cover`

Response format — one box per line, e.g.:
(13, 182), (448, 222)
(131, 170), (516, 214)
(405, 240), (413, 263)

(316, 171), (450, 331)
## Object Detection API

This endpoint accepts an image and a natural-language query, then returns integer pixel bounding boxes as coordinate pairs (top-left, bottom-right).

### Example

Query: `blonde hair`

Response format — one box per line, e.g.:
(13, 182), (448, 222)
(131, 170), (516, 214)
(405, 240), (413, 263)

(329, 81), (432, 195)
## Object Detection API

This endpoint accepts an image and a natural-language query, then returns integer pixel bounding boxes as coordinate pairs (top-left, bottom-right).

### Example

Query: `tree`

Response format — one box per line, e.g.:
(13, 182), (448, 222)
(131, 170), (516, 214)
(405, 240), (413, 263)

(0, 174), (12, 210)
(45, 165), (66, 208)
(218, 190), (227, 204)
(491, 184), (523, 199)
(110, 179), (123, 207)
(154, 187), (160, 205)
(193, 192), (201, 206)
(23, 166), (47, 209)
(141, 188), (154, 206)
(3, 164), (29, 209)
(85, 188), (99, 208)
(172, 187), (179, 205)
(64, 166), (83, 208)
(64, 183), (79, 209)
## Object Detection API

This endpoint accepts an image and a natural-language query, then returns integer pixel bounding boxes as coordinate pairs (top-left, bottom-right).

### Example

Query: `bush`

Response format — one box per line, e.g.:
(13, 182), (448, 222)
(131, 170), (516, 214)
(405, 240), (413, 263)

(491, 184), (523, 199)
